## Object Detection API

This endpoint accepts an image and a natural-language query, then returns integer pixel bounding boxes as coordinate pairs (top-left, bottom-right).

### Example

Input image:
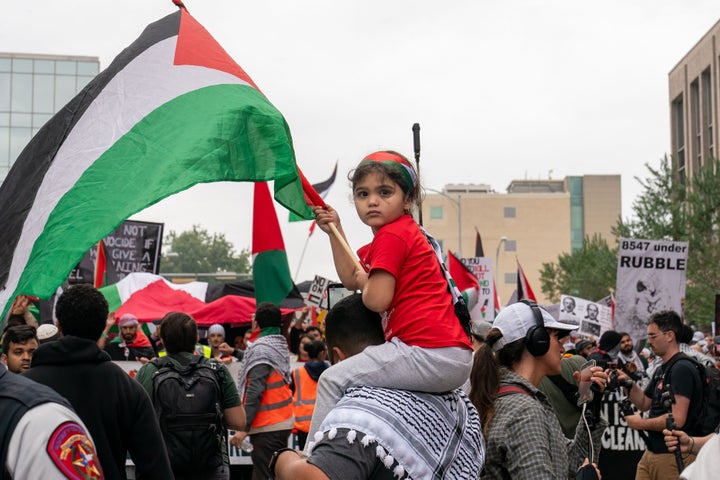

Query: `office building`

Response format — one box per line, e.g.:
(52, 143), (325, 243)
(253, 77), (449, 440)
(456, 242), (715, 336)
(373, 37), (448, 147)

(0, 52), (99, 182)
(422, 175), (621, 304)
(668, 19), (720, 184)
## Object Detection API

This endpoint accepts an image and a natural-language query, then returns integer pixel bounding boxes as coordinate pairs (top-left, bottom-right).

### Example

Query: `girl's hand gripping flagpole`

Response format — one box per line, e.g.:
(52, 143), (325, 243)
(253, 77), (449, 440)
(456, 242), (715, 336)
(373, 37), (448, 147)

(298, 168), (365, 274)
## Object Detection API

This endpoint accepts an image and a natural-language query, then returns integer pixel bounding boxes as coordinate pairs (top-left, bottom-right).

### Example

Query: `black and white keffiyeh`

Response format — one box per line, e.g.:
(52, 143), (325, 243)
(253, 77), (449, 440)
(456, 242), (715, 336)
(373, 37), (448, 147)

(308, 386), (485, 479)
(419, 225), (472, 336)
(236, 334), (291, 397)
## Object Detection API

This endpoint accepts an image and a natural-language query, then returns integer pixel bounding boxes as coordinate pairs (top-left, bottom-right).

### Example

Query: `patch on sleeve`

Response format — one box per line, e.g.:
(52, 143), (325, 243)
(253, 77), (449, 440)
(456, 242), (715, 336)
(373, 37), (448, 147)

(46, 421), (103, 479)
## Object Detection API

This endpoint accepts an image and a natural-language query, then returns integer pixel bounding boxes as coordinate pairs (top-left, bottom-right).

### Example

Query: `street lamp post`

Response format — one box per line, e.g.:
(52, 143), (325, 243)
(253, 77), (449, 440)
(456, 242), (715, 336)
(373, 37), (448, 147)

(495, 236), (508, 291)
(426, 188), (462, 254)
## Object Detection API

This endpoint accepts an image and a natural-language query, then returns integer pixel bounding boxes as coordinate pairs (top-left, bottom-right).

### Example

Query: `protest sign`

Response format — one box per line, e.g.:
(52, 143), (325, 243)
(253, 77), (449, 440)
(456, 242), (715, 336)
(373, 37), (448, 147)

(69, 220), (163, 285)
(306, 275), (331, 307)
(615, 238), (688, 343)
(461, 257), (495, 322)
(559, 295), (612, 336)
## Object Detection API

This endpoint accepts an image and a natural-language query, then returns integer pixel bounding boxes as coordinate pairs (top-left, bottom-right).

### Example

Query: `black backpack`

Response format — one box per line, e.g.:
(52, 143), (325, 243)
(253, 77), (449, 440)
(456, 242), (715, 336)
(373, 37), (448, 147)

(151, 355), (225, 473)
(663, 353), (720, 436)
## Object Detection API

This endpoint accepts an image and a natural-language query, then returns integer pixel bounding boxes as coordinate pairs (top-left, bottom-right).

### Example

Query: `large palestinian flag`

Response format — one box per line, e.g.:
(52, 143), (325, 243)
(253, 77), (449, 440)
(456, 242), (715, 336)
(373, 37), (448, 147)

(98, 272), (303, 325)
(0, 8), (312, 317)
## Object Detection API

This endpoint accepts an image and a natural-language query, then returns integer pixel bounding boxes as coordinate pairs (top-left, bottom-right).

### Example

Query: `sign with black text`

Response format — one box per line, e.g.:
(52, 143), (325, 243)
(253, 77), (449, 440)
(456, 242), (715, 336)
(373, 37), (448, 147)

(306, 275), (331, 307)
(69, 220), (163, 285)
(615, 238), (688, 344)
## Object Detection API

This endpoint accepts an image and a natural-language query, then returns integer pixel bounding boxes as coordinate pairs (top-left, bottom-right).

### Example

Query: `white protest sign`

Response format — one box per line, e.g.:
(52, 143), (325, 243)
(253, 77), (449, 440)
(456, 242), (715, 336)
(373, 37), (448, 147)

(461, 257), (495, 323)
(306, 275), (331, 307)
(560, 294), (611, 337)
(615, 238), (688, 343)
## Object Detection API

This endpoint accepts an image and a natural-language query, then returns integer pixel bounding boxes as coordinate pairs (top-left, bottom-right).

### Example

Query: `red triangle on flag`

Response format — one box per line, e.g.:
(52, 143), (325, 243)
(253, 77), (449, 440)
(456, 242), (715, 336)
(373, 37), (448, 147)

(174, 10), (260, 90)
(94, 240), (107, 288)
(516, 258), (537, 302)
(252, 182), (285, 254)
(447, 251), (479, 292)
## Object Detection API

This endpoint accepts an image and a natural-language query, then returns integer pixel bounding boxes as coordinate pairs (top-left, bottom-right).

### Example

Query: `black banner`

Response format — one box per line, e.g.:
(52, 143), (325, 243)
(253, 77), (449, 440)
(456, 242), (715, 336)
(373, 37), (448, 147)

(598, 390), (645, 479)
(69, 220), (163, 285)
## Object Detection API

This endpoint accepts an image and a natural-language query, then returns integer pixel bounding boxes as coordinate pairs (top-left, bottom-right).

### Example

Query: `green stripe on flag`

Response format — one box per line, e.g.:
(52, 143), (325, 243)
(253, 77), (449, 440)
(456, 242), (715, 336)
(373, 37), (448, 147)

(99, 284), (123, 313)
(253, 249), (294, 305)
(13, 84), (311, 303)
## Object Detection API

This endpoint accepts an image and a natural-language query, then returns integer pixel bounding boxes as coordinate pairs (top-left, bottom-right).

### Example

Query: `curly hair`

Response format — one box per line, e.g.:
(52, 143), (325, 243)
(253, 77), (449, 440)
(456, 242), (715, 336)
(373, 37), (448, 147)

(55, 284), (108, 341)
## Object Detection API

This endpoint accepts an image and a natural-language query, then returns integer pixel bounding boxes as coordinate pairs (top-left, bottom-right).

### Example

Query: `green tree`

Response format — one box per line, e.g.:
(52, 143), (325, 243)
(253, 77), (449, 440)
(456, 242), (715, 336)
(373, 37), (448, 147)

(539, 234), (618, 303)
(613, 155), (687, 241)
(160, 225), (251, 276)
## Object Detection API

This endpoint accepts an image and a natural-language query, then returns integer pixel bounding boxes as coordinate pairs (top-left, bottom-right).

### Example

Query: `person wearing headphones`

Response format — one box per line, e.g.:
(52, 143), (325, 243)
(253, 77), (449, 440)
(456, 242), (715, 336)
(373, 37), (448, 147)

(470, 301), (608, 480)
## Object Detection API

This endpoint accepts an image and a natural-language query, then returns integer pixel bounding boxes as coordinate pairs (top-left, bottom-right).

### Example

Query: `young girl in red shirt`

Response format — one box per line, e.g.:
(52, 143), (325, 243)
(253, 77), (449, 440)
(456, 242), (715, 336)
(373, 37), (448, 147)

(306, 150), (473, 450)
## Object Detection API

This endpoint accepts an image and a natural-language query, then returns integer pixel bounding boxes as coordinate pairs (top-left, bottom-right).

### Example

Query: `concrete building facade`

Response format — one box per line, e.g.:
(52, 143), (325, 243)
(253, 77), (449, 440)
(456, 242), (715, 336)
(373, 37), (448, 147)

(0, 52), (99, 182)
(668, 19), (720, 184)
(422, 175), (621, 305)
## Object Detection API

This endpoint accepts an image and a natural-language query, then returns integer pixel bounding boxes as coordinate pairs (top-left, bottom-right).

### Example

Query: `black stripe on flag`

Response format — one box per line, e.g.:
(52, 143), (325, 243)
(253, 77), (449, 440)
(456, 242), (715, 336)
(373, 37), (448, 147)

(0, 12), (181, 288)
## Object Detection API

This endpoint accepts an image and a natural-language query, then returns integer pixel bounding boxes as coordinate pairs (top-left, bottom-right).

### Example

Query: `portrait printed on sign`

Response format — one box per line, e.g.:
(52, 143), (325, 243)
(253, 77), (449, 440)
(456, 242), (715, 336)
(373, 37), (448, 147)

(615, 238), (688, 344)
(560, 295), (611, 336)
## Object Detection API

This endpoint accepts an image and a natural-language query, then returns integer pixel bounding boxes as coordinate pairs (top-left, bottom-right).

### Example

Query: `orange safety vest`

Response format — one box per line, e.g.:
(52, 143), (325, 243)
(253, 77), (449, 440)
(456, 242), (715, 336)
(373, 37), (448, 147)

(291, 366), (318, 433)
(245, 370), (294, 429)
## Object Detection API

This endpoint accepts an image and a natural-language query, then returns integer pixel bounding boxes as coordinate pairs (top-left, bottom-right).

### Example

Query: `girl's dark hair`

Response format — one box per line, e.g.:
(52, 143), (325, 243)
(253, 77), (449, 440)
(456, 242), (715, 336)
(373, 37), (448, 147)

(469, 328), (526, 433)
(349, 150), (419, 203)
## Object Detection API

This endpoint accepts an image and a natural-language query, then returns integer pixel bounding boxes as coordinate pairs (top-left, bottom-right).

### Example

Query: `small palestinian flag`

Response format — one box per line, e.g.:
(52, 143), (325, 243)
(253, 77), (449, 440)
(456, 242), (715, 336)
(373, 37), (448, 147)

(253, 182), (294, 305)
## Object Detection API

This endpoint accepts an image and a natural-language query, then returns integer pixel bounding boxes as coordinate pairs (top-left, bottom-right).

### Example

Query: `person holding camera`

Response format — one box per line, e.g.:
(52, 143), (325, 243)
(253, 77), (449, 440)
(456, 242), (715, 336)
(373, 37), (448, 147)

(470, 301), (607, 480)
(617, 310), (702, 480)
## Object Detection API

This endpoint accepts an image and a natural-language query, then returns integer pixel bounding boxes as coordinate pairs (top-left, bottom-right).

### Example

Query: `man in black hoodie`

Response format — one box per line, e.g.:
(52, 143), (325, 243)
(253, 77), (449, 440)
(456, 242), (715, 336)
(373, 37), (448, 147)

(23, 284), (173, 480)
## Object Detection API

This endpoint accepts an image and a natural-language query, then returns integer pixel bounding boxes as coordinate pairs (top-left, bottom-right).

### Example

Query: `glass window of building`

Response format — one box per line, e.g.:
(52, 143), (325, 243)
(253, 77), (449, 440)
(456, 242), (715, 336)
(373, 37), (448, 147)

(54, 75), (77, 111)
(0, 73), (10, 111)
(33, 74), (55, 113)
(0, 126), (9, 166)
(34, 59), (55, 74)
(503, 206), (516, 218)
(55, 60), (76, 75)
(9, 126), (32, 164)
(12, 113), (32, 128)
(430, 205), (444, 219)
(12, 58), (33, 74)
(11, 73), (33, 112)
(77, 61), (99, 76)
(504, 240), (517, 252)
(0, 58), (11, 72)
(504, 272), (516, 285)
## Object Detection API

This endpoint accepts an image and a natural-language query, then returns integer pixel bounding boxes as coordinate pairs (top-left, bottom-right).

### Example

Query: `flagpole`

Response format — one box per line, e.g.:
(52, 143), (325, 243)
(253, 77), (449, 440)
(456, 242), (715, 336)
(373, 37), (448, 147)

(412, 123), (422, 226)
(294, 226), (313, 282)
(328, 224), (364, 273)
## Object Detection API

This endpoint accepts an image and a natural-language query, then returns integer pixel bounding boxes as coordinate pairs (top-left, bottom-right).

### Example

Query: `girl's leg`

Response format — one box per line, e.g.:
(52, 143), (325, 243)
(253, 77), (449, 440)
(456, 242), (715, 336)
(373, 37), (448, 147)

(306, 338), (471, 450)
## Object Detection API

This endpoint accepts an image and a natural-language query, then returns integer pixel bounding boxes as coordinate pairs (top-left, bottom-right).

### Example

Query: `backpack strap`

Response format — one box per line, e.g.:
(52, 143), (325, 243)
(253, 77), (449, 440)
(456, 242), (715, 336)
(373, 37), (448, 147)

(497, 384), (533, 398)
(661, 352), (695, 385)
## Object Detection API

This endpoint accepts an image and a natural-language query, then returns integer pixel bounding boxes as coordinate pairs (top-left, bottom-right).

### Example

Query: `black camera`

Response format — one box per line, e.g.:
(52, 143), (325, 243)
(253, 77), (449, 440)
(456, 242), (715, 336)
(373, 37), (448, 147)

(606, 361), (622, 392)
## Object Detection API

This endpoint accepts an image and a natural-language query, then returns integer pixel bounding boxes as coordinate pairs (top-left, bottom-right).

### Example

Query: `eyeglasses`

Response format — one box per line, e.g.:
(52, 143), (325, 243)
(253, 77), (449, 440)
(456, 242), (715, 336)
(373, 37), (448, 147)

(647, 331), (669, 340)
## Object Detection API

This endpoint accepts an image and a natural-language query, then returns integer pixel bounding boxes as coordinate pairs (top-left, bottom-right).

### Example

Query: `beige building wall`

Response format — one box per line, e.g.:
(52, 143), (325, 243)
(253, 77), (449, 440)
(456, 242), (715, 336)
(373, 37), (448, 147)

(582, 175), (622, 245)
(668, 19), (720, 182)
(422, 175), (621, 305)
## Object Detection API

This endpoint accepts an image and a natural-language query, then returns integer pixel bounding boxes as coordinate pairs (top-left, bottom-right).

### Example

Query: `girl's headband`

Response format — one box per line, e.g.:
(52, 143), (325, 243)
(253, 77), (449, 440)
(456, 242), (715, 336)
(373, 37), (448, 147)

(359, 151), (418, 193)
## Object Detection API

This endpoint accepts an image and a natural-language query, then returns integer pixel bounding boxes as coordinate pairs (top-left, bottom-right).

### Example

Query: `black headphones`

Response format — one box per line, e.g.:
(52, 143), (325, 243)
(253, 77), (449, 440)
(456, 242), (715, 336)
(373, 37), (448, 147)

(519, 299), (550, 357)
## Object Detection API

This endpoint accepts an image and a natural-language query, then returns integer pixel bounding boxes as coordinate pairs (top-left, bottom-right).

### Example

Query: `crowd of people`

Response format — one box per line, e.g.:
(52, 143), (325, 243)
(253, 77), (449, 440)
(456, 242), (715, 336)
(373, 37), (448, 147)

(2, 150), (720, 480)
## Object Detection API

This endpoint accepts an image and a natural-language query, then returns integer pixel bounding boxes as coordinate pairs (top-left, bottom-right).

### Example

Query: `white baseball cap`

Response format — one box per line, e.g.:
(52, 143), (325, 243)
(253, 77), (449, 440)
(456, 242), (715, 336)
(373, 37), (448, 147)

(492, 302), (579, 351)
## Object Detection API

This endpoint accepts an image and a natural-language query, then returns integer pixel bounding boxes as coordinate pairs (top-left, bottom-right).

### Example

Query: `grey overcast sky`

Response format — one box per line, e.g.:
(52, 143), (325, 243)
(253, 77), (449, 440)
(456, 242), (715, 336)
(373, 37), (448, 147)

(3, 0), (720, 283)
